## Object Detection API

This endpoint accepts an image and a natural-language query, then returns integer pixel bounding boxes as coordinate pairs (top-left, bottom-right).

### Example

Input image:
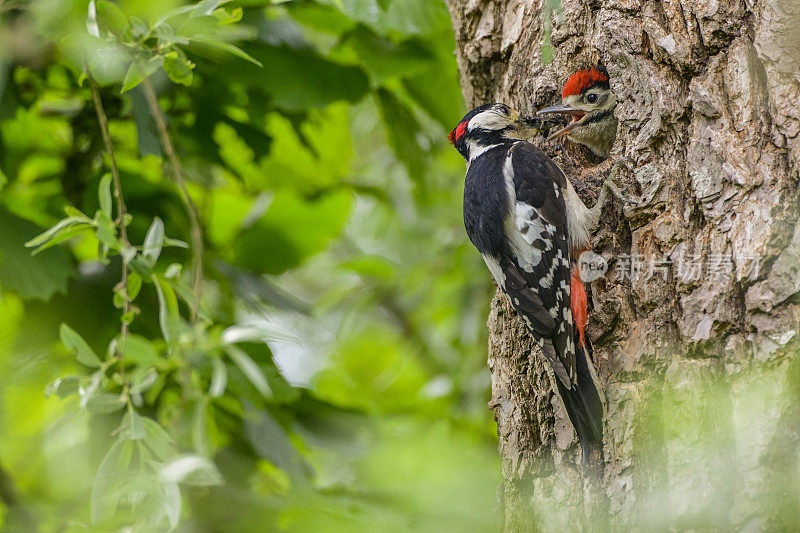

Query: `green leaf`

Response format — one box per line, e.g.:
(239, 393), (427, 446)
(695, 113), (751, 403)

(0, 210), (72, 299)
(79, 371), (103, 408)
(189, 36), (263, 67)
(154, 22), (188, 48)
(143, 217), (165, 263)
(121, 409), (146, 439)
(24, 215), (92, 251)
(243, 105), (352, 193)
(155, 3), (201, 26)
(161, 482), (181, 531)
(96, 0), (129, 38)
(92, 439), (134, 524)
(225, 345), (271, 399)
(164, 237), (189, 249)
(285, 2), (356, 35)
(175, 15), (218, 37)
(200, 43), (369, 111)
(153, 276), (181, 343)
(221, 324), (299, 345)
(120, 245), (137, 264)
(162, 51), (194, 86)
(60, 323), (102, 367)
(94, 211), (118, 249)
(345, 26), (434, 83)
(159, 454), (223, 486)
(124, 335), (161, 367)
(63, 206), (89, 218)
(233, 190), (352, 274)
(213, 6), (242, 24)
(45, 376), (80, 398)
(376, 87), (426, 185)
(121, 56), (165, 93)
(130, 368), (158, 394)
(129, 16), (149, 39)
(86, 392), (126, 414)
(98, 173), (113, 219)
(128, 272), (143, 300)
(192, 0), (230, 17)
(209, 356), (227, 398)
(205, 185), (254, 247)
(332, 0), (449, 36)
(244, 407), (309, 481)
(403, 60), (465, 129)
(141, 417), (176, 461)
(163, 263), (182, 279)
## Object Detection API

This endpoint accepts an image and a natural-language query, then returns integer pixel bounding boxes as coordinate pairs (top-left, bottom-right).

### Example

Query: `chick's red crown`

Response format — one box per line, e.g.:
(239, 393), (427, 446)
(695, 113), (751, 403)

(562, 67), (609, 98)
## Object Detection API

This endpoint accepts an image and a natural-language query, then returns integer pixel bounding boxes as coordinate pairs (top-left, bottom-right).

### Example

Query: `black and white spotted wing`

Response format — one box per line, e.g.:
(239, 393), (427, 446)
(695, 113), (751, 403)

(463, 141), (576, 387)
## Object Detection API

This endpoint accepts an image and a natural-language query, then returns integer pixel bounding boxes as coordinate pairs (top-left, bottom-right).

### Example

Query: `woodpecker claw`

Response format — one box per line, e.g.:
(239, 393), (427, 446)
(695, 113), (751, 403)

(588, 158), (638, 222)
(603, 178), (635, 205)
(605, 158), (639, 206)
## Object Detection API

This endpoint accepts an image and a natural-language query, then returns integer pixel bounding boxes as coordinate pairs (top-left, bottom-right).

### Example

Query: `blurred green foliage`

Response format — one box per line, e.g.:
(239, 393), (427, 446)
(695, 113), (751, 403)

(0, 0), (501, 530)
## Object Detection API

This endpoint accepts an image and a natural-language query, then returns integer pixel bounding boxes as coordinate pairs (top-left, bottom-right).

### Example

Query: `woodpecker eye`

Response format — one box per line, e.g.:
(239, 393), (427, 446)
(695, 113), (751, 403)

(586, 93), (598, 103)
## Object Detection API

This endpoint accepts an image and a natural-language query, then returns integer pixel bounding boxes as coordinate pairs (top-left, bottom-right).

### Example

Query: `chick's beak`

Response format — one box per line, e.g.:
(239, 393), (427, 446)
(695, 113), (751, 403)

(537, 104), (587, 141)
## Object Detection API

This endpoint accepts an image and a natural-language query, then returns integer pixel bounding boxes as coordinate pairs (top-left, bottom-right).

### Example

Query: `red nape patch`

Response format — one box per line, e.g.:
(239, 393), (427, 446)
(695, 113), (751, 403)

(562, 66), (609, 98)
(571, 269), (588, 348)
(448, 121), (468, 144)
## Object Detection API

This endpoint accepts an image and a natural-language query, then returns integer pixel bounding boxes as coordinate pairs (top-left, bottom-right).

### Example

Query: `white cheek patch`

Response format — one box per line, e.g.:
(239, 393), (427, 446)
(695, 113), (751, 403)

(468, 110), (508, 131)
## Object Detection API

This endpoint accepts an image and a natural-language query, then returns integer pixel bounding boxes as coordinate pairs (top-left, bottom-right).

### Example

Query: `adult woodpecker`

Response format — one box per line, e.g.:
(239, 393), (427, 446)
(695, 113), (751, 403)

(538, 65), (618, 159)
(449, 103), (627, 463)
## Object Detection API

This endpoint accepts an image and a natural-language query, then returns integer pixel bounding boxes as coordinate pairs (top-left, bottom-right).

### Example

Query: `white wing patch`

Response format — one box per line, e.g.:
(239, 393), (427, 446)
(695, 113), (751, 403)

(502, 148), (555, 274)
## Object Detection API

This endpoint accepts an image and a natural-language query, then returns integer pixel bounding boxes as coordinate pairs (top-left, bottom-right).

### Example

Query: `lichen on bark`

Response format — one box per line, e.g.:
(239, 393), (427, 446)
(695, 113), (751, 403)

(445, 0), (800, 529)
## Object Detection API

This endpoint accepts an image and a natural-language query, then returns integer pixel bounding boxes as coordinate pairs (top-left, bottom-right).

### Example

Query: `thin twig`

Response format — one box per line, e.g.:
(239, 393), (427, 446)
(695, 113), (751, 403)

(141, 77), (204, 323)
(88, 74), (131, 362)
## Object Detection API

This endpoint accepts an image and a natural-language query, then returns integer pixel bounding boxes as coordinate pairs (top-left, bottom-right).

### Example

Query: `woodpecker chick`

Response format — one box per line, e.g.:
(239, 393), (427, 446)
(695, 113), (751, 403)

(538, 65), (618, 159)
(449, 103), (605, 463)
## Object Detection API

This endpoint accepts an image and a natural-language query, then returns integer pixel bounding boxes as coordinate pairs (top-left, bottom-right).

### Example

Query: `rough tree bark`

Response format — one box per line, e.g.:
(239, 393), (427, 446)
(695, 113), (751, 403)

(445, 0), (800, 530)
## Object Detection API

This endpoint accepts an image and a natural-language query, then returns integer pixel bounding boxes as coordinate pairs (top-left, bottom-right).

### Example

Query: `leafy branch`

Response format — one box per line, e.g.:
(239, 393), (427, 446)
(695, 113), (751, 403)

(87, 73), (133, 361)
(141, 76), (204, 323)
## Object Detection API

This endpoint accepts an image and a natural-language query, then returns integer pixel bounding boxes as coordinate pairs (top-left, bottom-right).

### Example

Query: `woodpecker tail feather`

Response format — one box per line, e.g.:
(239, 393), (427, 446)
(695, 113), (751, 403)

(554, 337), (603, 466)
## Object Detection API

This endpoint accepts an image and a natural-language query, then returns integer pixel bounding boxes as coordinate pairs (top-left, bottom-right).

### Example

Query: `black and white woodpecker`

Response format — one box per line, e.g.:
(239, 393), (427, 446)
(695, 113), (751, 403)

(449, 103), (627, 463)
(538, 65), (618, 159)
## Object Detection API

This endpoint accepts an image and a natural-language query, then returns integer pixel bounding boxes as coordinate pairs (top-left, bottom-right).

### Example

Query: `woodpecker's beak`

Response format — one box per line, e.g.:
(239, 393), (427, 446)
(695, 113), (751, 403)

(537, 104), (587, 141)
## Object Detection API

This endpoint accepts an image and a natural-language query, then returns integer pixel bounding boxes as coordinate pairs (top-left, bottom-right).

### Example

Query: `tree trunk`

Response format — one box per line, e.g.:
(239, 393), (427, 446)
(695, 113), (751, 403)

(445, 0), (800, 529)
